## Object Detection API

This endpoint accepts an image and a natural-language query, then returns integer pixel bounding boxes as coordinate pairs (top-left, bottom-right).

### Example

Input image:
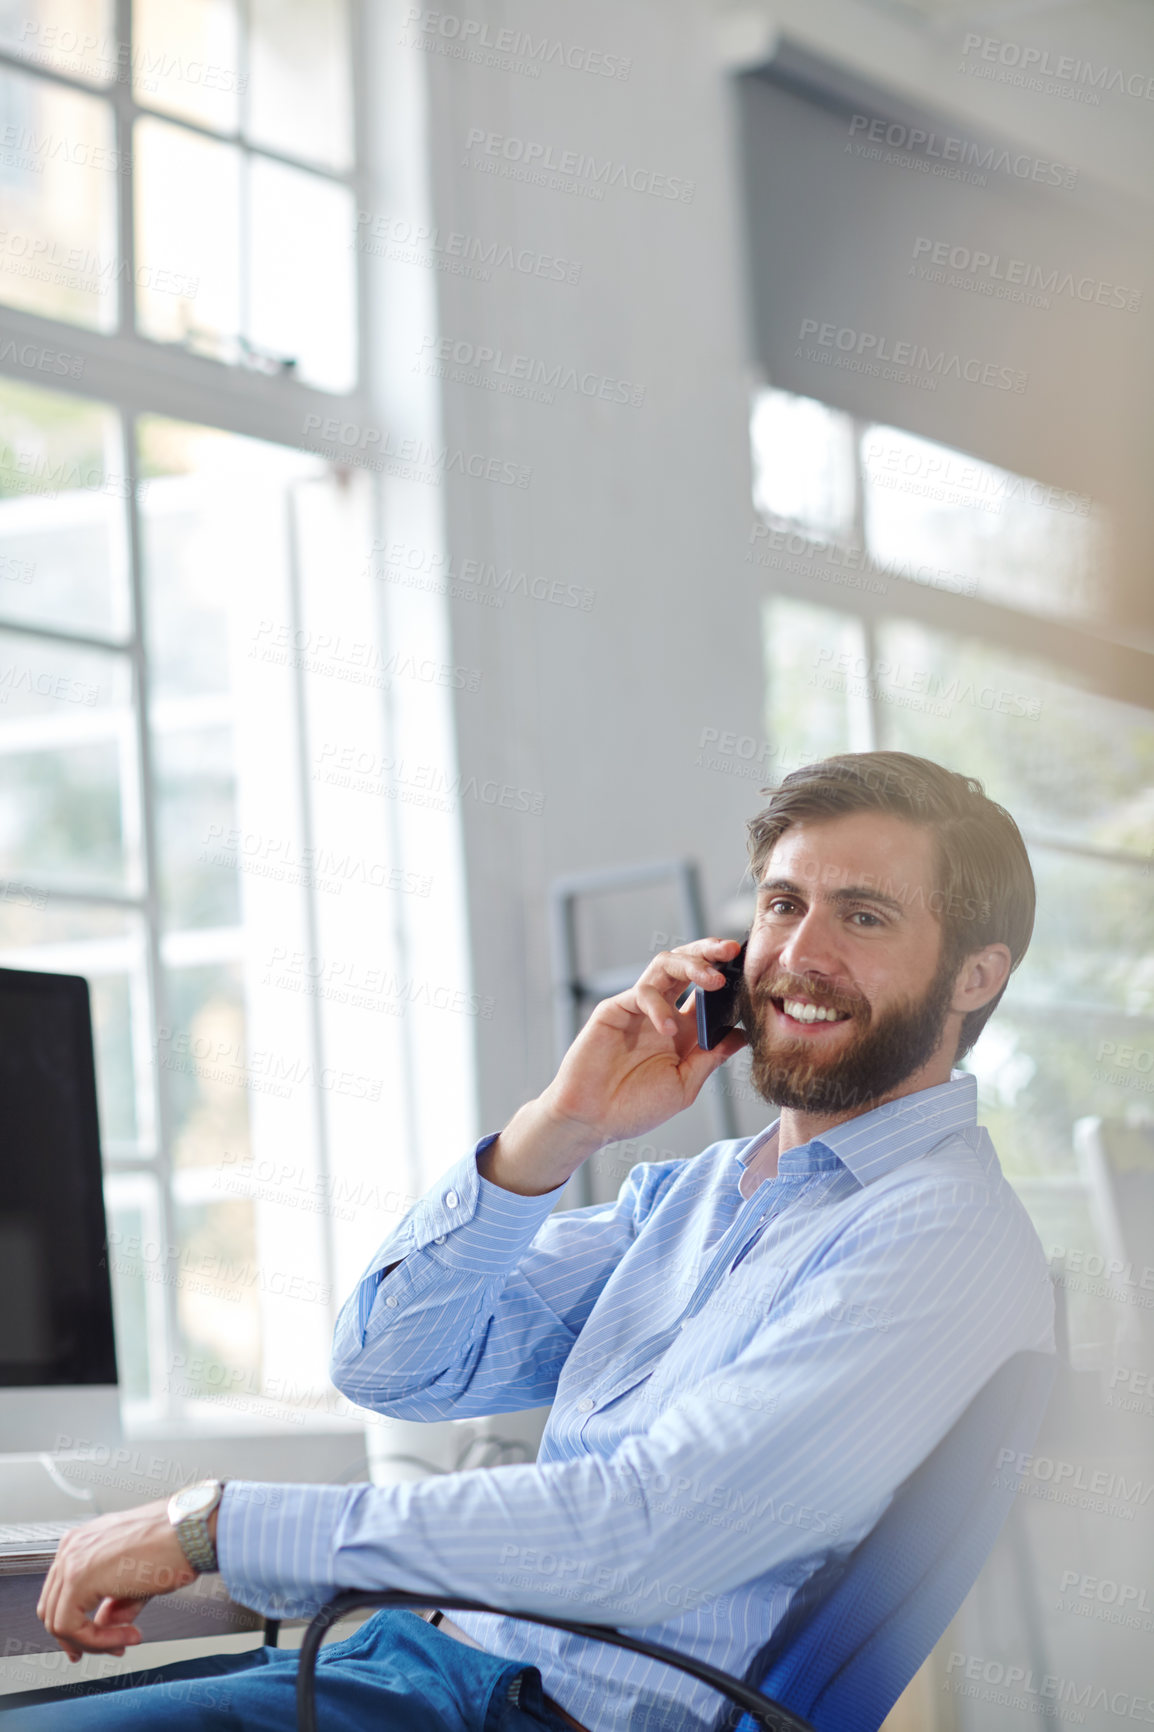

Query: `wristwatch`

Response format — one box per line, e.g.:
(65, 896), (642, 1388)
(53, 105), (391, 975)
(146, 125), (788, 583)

(167, 1478), (226, 1574)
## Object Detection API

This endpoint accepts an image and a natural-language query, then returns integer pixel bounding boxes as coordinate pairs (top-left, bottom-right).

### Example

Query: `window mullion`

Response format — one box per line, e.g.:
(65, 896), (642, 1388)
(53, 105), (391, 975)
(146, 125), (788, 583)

(849, 414), (868, 554)
(850, 418), (879, 750)
(112, 0), (137, 338)
(123, 403), (182, 1422)
(0, 617), (131, 655)
(284, 485), (337, 1336)
(0, 882), (146, 910)
(0, 301), (374, 452)
(349, 0), (372, 401)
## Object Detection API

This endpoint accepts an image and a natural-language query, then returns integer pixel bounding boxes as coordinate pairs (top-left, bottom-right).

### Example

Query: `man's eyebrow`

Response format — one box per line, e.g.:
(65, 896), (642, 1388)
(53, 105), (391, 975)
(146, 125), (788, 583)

(757, 878), (908, 915)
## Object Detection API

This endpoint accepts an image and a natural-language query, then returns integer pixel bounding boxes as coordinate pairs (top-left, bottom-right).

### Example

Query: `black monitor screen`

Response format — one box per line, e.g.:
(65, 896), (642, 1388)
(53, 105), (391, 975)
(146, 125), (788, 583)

(0, 967), (118, 1388)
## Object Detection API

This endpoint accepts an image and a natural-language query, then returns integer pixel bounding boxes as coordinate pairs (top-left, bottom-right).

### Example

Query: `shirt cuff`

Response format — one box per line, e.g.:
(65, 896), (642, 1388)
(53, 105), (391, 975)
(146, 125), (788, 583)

(217, 1480), (361, 1619)
(344, 1136), (567, 1347)
(363, 1135), (566, 1277)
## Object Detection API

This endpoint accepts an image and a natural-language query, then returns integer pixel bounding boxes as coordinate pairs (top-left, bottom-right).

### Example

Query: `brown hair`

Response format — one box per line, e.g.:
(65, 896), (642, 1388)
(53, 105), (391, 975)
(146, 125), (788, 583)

(747, 752), (1035, 1059)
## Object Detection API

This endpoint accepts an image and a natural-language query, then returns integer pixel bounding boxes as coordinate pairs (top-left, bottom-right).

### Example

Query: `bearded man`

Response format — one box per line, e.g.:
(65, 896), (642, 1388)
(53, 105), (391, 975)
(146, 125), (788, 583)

(22, 751), (1053, 1732)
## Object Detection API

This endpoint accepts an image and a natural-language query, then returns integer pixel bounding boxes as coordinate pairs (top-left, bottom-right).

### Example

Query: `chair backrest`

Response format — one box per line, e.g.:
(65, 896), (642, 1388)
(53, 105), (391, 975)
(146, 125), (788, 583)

(731, 1349), (1056, 1732)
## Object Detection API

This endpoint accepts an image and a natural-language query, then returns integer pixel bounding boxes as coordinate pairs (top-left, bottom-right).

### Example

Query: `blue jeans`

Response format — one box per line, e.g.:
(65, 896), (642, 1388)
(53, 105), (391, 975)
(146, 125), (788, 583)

(0, 1610), (575, 1730)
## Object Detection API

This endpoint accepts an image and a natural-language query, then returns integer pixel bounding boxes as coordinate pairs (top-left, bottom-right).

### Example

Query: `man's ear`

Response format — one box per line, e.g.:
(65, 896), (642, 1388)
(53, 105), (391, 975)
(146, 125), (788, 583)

(951, 943), (1013, 1015)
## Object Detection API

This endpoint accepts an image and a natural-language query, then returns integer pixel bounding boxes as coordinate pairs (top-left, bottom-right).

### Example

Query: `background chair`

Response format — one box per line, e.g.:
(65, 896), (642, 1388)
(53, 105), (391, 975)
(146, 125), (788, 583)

(293, 1349), (1056, 1732)
(1075, 1117), (1154, 1367)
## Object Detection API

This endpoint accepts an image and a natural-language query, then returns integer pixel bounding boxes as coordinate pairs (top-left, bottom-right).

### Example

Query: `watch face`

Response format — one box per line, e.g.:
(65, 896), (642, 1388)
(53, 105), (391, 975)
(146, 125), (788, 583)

(171, 1481), (219, 1520)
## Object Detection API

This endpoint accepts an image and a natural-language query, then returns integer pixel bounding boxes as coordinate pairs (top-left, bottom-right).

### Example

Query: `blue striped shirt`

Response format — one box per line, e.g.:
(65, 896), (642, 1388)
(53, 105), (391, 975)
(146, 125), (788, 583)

(217, 1073), (1054, 1732)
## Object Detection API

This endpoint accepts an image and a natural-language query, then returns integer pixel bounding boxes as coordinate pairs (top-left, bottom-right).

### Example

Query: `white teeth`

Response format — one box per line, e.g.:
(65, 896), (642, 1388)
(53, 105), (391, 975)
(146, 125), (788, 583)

(782, 999), (846, 1024)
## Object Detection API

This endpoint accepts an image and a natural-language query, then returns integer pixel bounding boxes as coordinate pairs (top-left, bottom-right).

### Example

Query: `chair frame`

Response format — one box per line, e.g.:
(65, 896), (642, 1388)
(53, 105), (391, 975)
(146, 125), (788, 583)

(294, 1588), (816, 1732)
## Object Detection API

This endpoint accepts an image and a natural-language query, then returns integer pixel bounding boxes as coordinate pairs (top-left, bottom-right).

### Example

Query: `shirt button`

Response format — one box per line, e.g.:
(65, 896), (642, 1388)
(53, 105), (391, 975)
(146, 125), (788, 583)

(444, 1190), (459, 1209)
(577, 1397), (595, 1413)
(385, 1295), (399, 1309)
(433, 1234), (446, 1245)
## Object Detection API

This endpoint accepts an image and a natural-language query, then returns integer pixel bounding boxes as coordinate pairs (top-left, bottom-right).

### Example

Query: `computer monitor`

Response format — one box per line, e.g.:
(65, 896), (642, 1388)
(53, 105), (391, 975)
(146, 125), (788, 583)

(0, 966), (121, 1452)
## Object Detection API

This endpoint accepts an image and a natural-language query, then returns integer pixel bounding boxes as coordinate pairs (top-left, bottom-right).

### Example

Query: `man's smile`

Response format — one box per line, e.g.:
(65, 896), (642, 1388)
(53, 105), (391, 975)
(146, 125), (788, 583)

(771, 995), (854, 1029)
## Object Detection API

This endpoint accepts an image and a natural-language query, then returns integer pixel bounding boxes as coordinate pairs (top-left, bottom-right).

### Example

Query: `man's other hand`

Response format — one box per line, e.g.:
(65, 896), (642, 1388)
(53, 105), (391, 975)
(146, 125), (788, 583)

(37, 1500), (200, 1661)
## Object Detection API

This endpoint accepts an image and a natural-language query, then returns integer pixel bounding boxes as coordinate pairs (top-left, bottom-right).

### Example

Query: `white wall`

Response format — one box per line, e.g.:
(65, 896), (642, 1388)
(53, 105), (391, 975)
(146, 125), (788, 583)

(399, 0), (772, 1158)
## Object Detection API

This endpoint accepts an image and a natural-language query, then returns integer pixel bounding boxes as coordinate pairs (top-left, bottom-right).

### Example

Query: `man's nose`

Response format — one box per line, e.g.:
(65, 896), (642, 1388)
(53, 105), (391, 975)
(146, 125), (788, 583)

(777, 909), (845, 980)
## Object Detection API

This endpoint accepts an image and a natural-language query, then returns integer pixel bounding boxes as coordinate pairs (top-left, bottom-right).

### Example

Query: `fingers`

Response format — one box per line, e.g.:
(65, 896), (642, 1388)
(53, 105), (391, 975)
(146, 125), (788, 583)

(634, 983), (681, 1038)
(38, 1550), (146, 1659)
(49, 1597), (144, 1657)
(92, 1597), (147, 1658)
(633, 940), (742, 1021)
(94, 1595), (149, 1627)
(676, 1024), (748, 1100)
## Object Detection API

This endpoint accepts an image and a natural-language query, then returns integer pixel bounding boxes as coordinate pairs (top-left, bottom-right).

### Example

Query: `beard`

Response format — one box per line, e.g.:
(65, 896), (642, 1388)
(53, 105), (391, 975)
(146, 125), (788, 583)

(735, 952), (958, 1116)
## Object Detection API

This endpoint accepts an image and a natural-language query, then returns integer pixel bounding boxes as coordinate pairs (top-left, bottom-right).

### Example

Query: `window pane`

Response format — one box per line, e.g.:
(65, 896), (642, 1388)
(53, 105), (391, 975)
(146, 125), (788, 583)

(972, 1003), (1154, 1179)
(751, 387), (858, 542)
(249, 0), (353, 170)
(968, 1002), (1153, 1360)
(0, 378), (131, 639)
(861, 423), (1105, 625)
(0, 0), (115, 83)
(154, 724), (241, 929)
(162, 960), (251, 1170)
(138, 417), (249, 702)
(103, 1176), (164, 1405)
(0, 631), (139, 894)
(762, 596), (871, 775)
(131, 0), (240, 132)
(137, 416), (323, 941)
(171, 1195), (262, 1403)
(0, 901), (154, 1159)
(1020, 852), (1153, 1019)
(0, 64), (119, 330)
(870, 619), (1154, 854)
(248, 156), (356, 391)
(134, 117), (240, 357)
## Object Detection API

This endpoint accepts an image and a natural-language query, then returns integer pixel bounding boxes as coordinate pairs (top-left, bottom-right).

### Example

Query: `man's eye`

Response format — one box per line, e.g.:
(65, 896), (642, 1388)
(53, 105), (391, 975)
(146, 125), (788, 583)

(849, 910), (883, 928)
(767, 899), (797, 916)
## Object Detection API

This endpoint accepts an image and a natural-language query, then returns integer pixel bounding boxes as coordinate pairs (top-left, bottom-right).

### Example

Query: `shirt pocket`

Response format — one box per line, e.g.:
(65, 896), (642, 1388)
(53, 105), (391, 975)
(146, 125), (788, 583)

(652, 1263), (792, 1395)
(695, 1259), (789, 1348)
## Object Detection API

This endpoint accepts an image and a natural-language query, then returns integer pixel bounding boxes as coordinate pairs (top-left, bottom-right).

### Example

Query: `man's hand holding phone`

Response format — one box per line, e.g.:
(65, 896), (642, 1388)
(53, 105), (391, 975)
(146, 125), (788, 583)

(479, 939), (747, 1196)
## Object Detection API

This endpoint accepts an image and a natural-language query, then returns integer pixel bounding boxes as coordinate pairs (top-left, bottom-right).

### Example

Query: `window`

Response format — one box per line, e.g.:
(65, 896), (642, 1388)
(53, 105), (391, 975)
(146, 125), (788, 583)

(0, 377), (416, 1420)
(753, 386), (1154, 1360)
(0, 0), (357, 387)
(0, 4), (475, 1428)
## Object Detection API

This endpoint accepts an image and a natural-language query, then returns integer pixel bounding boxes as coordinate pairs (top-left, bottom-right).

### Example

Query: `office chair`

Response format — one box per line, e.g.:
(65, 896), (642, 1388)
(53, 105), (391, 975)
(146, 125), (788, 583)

(294, 1349), (1055, 1732)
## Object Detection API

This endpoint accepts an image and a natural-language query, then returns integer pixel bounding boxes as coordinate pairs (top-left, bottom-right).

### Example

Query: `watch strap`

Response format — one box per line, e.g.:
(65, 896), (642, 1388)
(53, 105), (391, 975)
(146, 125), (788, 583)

(171, 1480), (224, 1574)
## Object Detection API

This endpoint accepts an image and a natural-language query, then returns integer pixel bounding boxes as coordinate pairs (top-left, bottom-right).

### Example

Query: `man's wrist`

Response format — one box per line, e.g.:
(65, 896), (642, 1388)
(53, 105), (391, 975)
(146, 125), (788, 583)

(479, 1098), (603, 1196)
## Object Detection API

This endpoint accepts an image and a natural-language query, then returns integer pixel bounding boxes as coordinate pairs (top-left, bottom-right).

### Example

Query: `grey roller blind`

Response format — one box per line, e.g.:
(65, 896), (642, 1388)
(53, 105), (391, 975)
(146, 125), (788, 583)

(734, 42), (1154, 627)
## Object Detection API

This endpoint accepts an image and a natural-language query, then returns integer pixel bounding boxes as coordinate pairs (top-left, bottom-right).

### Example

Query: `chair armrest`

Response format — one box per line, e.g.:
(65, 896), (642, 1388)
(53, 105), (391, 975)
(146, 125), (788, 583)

(295, 1588), (816, 1732)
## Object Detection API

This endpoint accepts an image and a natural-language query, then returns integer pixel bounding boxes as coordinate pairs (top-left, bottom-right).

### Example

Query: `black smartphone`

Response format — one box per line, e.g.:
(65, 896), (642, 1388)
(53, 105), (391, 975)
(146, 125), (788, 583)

(695, 940), (748, 1051)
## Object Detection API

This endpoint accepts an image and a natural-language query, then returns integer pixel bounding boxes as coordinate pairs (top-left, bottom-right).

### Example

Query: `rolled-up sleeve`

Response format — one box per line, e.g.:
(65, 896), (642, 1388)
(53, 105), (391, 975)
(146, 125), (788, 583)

(329, 1138), (683, 1419)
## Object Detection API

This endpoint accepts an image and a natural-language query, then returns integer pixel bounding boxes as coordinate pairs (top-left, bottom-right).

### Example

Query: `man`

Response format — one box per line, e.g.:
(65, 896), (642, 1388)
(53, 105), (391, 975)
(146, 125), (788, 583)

(17, 751), (1053, 1731)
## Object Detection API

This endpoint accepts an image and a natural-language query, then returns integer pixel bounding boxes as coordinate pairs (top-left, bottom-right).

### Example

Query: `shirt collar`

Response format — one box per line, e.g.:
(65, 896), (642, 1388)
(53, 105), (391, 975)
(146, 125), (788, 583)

(738, 1071), (978, 1188)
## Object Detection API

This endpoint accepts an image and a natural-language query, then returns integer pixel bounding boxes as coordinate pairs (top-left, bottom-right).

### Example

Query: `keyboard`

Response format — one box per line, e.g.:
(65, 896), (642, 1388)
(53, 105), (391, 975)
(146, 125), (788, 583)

(0, 1521), (82, 1545)
(0, 1519), (86, 1572)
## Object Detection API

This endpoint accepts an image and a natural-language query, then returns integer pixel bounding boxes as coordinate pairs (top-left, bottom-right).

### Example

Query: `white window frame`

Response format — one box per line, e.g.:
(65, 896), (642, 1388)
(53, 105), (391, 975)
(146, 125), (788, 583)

(0, 0), (473, 1427)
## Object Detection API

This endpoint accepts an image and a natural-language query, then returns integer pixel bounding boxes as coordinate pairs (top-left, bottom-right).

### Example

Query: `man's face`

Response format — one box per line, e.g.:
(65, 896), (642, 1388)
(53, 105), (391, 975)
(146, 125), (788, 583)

(737, 811), (961, 1114)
